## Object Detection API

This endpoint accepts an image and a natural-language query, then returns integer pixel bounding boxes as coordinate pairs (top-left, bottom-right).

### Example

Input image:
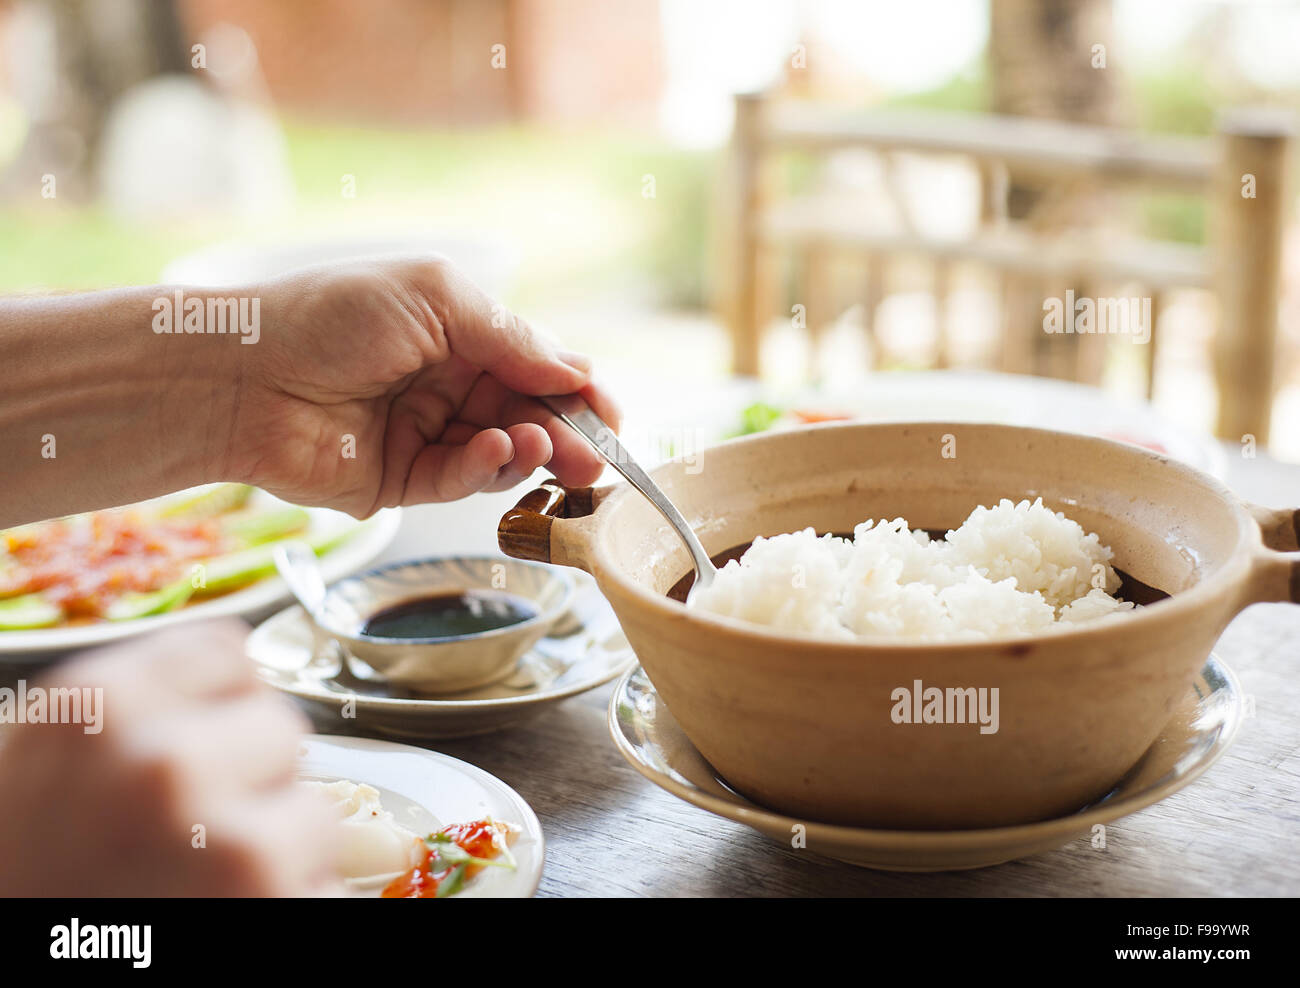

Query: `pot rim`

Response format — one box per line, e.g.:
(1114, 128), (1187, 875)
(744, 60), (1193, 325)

(584, 421), (1265, 653)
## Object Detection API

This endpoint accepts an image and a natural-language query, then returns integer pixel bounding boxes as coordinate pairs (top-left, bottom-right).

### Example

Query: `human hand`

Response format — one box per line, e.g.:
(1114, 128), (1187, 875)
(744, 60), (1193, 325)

(0, 620), (339, 897)
(219, 256), (620, 518)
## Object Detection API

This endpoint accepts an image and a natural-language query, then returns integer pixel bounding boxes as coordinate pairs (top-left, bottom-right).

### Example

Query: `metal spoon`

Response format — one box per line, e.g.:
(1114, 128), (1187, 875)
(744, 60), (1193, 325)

(273, 541), (329, 618)
(273, 543), (381, 689)
(539, 394), (716, 594)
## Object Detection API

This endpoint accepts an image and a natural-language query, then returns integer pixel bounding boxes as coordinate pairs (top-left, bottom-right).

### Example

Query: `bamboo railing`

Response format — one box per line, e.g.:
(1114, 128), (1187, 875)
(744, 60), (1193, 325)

(724, 92), (1292, 443)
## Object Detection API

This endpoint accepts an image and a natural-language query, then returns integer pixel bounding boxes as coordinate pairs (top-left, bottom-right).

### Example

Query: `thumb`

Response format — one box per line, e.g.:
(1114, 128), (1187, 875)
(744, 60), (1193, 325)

(421, 257), (592, 395)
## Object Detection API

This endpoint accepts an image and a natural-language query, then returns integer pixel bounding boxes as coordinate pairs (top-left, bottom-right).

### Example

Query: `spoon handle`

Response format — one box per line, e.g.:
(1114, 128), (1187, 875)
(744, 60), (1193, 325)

(539, 395), (715, 588)
(274, 541), (329, 615)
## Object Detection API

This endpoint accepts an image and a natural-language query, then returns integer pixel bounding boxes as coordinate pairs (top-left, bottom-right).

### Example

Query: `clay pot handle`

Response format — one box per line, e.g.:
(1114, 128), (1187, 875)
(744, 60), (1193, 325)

(1247, 503), (1300, 603)
(498, 480), (597, 564)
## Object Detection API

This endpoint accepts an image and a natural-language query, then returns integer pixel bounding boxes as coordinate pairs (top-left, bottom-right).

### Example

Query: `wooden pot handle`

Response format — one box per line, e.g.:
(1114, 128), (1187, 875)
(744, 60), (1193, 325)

(1247, 503), (1300, 603)
(498, 480), (598, 564)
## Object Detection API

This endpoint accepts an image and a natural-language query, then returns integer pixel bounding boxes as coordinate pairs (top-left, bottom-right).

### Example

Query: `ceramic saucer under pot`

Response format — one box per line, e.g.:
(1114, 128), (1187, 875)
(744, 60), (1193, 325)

(609, 655), (1243, 871)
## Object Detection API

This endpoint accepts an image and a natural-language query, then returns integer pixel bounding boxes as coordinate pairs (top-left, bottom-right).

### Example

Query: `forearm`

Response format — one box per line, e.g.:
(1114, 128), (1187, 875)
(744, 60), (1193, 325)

(0, 286), (243, 528)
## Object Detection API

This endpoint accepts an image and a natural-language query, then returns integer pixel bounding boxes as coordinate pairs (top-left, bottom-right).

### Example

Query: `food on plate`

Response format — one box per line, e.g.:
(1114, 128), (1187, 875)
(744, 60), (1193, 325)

(689, 498), (1135, 642)
(382, 818), (519, 898)
(302, 778), (519, 896)
(726, 403), (1173, 456)
(302, 779), (423, 883)
(725, 401), (855, 438)
(0, 483), (343, 630)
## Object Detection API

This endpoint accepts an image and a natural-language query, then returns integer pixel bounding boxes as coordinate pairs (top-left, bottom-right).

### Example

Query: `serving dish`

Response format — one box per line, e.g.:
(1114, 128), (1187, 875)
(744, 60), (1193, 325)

(610, 657), (1242, 870)
(299, 734), (544, 897)
(0, 490), (401, 661)
(715, 371), (1230, 477)
(499, 421), (1298, 829)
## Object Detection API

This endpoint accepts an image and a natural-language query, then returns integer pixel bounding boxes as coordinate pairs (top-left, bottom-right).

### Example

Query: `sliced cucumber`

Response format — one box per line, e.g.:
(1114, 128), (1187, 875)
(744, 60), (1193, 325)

(222, 506), (311, 547)
(105, 578), (195, 621)
(195, 544), (280, 595)
(0, 592), (63, 630)
(194, 527), (351, 597)
(157, 483), (255, 519)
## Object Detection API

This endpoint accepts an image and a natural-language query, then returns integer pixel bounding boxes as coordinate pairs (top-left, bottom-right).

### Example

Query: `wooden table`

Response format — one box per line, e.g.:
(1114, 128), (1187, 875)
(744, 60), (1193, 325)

(4, 444), (1293, 897)
(336, 445), (1300, 898)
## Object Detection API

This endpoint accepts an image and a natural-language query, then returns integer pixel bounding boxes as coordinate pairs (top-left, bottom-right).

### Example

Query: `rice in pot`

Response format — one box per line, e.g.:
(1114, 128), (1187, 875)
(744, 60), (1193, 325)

(689, 498), (1133, 642)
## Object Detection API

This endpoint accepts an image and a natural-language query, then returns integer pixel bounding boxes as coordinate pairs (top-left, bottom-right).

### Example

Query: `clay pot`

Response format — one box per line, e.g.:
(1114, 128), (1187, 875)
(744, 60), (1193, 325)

(499, 423), (1298, 829)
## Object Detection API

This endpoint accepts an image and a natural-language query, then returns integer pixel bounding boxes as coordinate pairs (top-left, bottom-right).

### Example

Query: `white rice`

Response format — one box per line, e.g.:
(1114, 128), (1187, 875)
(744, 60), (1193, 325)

(689, 498), (1134, 642)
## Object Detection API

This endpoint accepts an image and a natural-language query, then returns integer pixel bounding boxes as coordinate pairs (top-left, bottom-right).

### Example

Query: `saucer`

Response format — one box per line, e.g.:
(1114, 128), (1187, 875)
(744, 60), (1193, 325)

(299, 734), (544, 897)
(609, 655), (1243, 871)
(252, 571), (634, 739)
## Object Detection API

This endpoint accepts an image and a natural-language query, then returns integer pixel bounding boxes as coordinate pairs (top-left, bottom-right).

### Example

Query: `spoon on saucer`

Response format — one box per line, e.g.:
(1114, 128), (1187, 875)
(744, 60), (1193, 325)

(272, 541), (363, 683)
(539, 394), (716, 595)
(273, 541), (329, 619)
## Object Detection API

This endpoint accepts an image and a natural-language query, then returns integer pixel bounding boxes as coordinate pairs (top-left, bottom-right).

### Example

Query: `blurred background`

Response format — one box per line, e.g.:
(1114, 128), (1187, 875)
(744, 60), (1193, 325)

(2, 0), (1298, 462)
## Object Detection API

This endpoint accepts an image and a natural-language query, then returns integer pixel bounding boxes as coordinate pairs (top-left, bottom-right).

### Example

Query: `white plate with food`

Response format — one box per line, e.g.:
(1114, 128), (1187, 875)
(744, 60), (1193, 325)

(0, 483), (401, 659)
(618, 370), (1227, 479)
(251, 570), (634, 738)
(300, 734), (543, 898)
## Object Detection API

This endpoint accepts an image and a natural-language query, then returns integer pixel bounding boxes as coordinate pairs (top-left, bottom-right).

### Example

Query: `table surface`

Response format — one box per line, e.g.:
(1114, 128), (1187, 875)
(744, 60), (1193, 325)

(339, 443), (1300, 898)
(5, 441), (1294, 897)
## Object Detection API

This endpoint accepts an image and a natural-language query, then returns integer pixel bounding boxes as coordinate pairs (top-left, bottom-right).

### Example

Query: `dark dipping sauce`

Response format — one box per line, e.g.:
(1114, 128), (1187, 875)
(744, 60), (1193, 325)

(361, 590), (539, 640)
(667, 530), (1170, 607)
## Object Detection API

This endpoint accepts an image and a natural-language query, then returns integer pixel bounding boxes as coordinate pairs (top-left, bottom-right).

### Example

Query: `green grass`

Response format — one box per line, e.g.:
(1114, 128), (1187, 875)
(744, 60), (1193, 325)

(0, 58), (1287, 299)
(0, 208), (214, 292)
(0, 120), (718, 306)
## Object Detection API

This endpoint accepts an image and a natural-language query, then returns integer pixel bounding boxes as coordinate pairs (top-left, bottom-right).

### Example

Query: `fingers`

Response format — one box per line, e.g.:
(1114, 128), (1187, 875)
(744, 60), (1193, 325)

(418, 258), (593, 396)
(454, 376), (612, 487)
(404, 428), (511, 502)
(578, 379), (623, 436)
(413, 374), (623, 496)
(10, 620), (335, 898)
(147, 692), (309, 796)
(404, 422), (564, 503)
(203, 784), (342, 897)
(53, 619), (257, 707)
(139, 620), (257, 700)
(384, 256), (624, 498)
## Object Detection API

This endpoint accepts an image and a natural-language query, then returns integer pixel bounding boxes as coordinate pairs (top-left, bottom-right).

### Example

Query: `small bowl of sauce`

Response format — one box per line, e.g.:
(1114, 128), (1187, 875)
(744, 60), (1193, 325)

(312, 557), (575, 694)
(361, 590), (541, 640)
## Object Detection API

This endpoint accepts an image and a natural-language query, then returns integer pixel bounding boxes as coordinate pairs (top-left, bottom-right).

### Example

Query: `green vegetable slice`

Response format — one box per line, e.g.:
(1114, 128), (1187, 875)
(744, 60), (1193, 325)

(0, 592), (63, 630)
(193, 527), (354, 597)
(105, 578), (195, 621)
(434, 863), (468, 898)
(423, 838), (515, 871)
(727, 401), (784, 437)
(156, 483), (254, 519)
(221, 506), (311, 547)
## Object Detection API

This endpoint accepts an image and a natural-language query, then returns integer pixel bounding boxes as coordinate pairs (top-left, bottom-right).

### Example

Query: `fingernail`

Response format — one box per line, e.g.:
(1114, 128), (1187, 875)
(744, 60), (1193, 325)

(556, 349), (592, 374)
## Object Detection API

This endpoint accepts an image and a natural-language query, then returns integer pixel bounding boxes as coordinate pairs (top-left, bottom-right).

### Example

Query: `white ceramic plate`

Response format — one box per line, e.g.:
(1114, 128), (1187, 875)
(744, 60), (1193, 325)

(785, 371), (1229, 477)
(299, 734), (544, 898)
(610, 655), (1243, 872)
(252, 571), (634, 738)
(609, 370), (1228, 482)
(0, 490), (402, 660)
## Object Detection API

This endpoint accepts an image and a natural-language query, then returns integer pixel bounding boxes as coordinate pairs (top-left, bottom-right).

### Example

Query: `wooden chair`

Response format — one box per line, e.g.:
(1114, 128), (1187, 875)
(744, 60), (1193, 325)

(723, 92), (1292, 443)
